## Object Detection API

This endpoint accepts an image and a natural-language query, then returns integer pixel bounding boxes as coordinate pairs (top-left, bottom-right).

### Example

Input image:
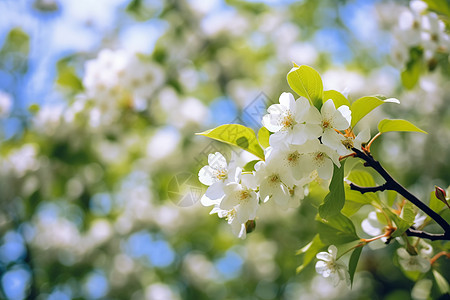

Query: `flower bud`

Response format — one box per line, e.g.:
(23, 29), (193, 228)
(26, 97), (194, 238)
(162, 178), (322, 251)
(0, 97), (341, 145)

(435, 186), (447, 202)
(435, 186), (450, 209)
(245, 219), (256, 234)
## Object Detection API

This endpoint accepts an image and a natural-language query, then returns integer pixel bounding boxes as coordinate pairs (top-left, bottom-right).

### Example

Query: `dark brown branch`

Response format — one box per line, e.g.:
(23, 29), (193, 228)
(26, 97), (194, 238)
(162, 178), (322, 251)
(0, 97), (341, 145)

(349, 182), (388, 194)
(351, 148), (450, 241)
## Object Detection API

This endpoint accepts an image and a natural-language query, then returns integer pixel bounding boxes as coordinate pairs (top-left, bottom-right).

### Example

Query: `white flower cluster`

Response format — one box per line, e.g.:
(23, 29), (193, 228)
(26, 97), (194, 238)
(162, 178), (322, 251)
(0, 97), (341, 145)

(391, 0), (450, 68)
(82, 49), (164, 128)
(198, 92), (369, 240)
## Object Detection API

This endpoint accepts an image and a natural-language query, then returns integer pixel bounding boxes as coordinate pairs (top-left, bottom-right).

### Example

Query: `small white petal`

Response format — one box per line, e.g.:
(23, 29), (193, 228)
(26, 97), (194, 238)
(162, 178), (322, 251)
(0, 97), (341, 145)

(198, 165), (216, 186)
(316, 251), (333, 262)
(321, 99), (337, 120)
(279, 92), (296, 110)
(208, 152), (227, 169)
(328, 245), (338, 259)
(315, 260), (331, 277)
(205, 181), (225, 200)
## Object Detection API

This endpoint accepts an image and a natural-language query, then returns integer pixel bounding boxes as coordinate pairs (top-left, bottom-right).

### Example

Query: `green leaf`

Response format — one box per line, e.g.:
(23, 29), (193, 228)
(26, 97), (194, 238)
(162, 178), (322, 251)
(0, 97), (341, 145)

(296, 234), (325, 273)
(347, 170), (380, 204)
(401, 201), (416, 225)
(258, 127), (270, 149)
(323, 90), (350, 108)
(383, 208), (414, 237)
(386, 190), (398, 207)
(427, 191), (447, 223)
(196, 124), (265, 160)
(0, 28), (30, 73)
(319, 161), (346, 219)
(350, 96), (400, 128)
(433, 270), (450, 295)
(316, 213), (359, 244)
(287, 65), (323, 109)
(242, 160), (259, 172)
(342, 169), (381, 216)
(401, 48), (423, 89)
(349, 246), (363, 287)
(429, 191), (446, 213)
(378, 119), (427, 134)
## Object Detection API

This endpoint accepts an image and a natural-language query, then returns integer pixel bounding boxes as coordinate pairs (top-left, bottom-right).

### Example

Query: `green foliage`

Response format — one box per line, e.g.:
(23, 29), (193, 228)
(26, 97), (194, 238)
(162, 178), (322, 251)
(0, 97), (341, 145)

(196, 124), (265, 160)
(257, 127), (270, 149)
(427, 191), (447, 223)
(316, 213), (359, 244)
(350, 96), (400, 128)
(378, 119), (427, 134)
(319, 161), (346, 219)
(323, 90), (350, 108)
(342, 170), (380, 216)
(423, 0), (450, 26)
(242, 160), (259, 172)
(433, 269), (450, 295)
(0, 27), (30, 73)
(348, 246), (363, 287)
(401, 48), (423, 89)
(56, 58), (83, 92)
(296, 234), (325, 273)
(383, 208), (414, 238)
(287, 65), (323, 110)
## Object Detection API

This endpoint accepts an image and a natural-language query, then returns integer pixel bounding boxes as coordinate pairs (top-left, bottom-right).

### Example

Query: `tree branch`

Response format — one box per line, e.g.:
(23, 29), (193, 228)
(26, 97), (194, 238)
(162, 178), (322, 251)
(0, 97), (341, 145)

(349, 182), (388, 194)
(405, 228), (449, 241)
(351, 148), (450, 241)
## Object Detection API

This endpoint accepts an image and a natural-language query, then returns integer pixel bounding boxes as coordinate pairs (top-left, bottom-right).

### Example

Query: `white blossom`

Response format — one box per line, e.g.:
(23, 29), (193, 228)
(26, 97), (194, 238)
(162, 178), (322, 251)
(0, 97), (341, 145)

(198, 152), (239, 206)
(306, 99), (351, 153)
(254, 160), (294, 206)
(219, 173), (258, 224)
(315, 245), (350, 286)
(262, 92), (321, 147)
(299, 139), (341, 180)
(397, 248), (431, 273)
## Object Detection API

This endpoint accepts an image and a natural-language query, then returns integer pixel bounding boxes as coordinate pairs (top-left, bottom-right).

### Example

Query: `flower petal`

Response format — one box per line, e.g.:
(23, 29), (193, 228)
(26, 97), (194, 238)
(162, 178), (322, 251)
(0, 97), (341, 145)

(208, 152), (227, 169)
(198, 165), (216, 185)
(315, 261), (331, 277)
(205, 181), (225, 200)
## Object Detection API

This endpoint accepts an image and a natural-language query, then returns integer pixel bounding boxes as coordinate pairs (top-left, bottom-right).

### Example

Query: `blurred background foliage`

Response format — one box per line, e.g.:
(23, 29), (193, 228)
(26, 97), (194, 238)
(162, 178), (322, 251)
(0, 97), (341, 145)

(0, 0), (449, 299)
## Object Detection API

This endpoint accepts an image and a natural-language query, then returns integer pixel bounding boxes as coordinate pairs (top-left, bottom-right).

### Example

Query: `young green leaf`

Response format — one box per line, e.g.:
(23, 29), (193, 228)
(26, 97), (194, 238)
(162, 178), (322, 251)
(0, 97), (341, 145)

(258, 127), (270, 149)
(348, 246), (363, 287)
(426, 191), (447, 223)
(319, 161), (346, 219)
(323, 90), (350, 108)
(296, 234), (325, 273)
(401, 201), (416, 225)
(242, 160), (260, 172)
(350, 96), (400, 128)
(287, 65), (323, 109)
(196, 124), (265, 160)
(383, 208), (414, 237)
(378, 119), (427, 134)
(316, 213), (359, 244)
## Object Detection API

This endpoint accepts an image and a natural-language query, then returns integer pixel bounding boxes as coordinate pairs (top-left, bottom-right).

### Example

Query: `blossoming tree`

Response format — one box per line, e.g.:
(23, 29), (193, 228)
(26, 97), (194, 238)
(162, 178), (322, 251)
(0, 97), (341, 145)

(197, 64), (449, 291)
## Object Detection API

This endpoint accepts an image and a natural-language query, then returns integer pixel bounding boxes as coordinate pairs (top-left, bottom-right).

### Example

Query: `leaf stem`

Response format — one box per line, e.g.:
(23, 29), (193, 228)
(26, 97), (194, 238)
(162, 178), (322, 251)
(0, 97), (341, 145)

(366, 132), (382, 152)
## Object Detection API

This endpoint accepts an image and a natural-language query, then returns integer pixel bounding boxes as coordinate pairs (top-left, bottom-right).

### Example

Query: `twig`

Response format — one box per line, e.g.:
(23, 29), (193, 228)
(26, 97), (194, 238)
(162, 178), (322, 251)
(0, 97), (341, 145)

(350, 148), (450, 241)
